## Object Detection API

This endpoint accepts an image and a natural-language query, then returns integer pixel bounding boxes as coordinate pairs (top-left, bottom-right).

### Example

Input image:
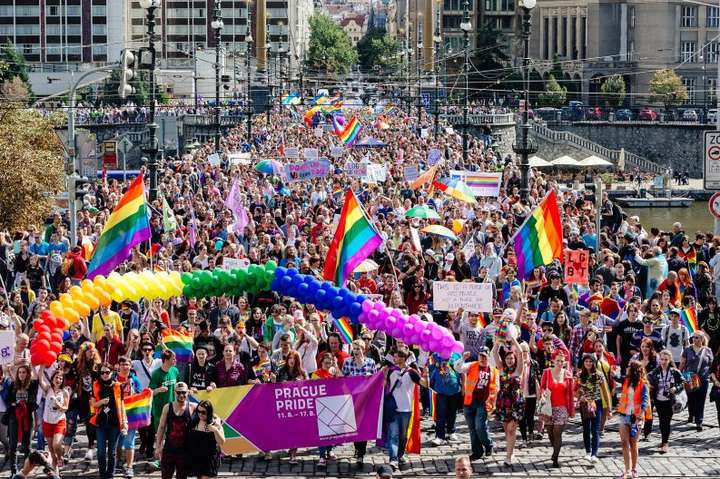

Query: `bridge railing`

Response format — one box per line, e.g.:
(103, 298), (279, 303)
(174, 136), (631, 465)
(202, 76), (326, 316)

(442, 112), (515, 126)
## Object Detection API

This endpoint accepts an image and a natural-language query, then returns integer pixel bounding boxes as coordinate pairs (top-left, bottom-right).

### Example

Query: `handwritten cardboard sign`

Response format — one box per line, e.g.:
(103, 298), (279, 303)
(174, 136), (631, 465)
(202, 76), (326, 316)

(432, 281), (493, 312)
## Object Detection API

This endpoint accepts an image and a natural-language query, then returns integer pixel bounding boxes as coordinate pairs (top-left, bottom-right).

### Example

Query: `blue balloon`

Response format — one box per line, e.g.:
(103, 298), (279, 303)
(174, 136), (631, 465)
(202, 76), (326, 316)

(297, 282), (310, 297)
(329, 287), (340, 298)
(291, 274), (304, 286)
(315, 289), (327, 304)
(303, 275), (315, 284)
(320, 282), (333, 291)
(356, 294), (367, 305)
(337, 288), (350, 298)
(307, 281), (320, 295)
(331, 295), (344, 310)
(287, 286), (298, 298)
(280, 275), (293, 291)
(286, 268), (298, 277)
(270, 278), (280, 291)
(274, 267), (287, 279)
(349, 302), (362, 320)
(344, 293), (357, 306)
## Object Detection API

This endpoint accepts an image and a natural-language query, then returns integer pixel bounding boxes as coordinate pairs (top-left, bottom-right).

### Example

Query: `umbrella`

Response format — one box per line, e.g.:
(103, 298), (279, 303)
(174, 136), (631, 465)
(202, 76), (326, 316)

(353, 259), (379, 273)
(405, 205), (441, 220)
(421, 225), (458, 241)
(580, 155), (614, 168)
(529, 155), (551, 168)
(432, 178), (477, 204)
(255, 159), (284, 175)
(551, 155), (581, 167)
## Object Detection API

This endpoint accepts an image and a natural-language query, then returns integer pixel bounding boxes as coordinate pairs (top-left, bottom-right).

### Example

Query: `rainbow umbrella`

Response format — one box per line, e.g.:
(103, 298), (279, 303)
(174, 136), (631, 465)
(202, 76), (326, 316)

(255, 159), (284, 175)
(405, 205), (441, 220)
(432, 178), (477, 204)
(421, 225), (458, 241)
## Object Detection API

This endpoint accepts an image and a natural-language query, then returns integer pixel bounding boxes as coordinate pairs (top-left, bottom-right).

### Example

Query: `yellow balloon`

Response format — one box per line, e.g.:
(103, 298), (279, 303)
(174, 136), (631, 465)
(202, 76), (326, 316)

(93, 275), (108, 290)
(84, 293), (100, 310)
(81, 279), (94, 290)
(96, 289), (113, 307)
(65, 308), (80, 324)
(60, 294), (76, 310)
(75, 301), (91, 318)
(49, 301), (65, 318)
(452, 219), (465, 234)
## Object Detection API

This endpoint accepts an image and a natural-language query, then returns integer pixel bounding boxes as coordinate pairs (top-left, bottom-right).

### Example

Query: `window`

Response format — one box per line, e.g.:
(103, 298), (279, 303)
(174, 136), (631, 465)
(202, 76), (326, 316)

(708, 42), (719, 63)
(500, 0), (514, 12)
(683, 77), (696, 101)
(92, 45), (106, 57)
(49, 5), (58, 16)
(682, 41), (696, 62)
(709, 7), (719, 28)
(485, 0), (496, 10)
(630, 7), (635, 28)
(92, 5), (106, 16)
(709, 78), (717, 102)
(46, 25), (62, 36)
(16, 25), (40, 35)
(92, 24), (106, 35)
(66, 25), (82, 36)
(0, 25), (12, 35)
(681, 6), (697, 27)
(0, 6), (11, 16)
(16, 5), (40, 16)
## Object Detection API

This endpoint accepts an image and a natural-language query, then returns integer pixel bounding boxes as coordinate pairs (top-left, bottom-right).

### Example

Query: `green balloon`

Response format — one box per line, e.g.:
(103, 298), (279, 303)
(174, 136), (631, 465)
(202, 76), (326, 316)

(264, 260), (277, 272)
(181, 272), (193, 285)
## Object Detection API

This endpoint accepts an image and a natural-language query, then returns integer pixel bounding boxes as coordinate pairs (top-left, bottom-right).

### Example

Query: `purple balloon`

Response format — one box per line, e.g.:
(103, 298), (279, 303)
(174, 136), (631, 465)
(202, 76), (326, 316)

(390, 308), (403, 318)
(452, 341), (465, 354)
(407, 314), (419, 325)
(377, 309), (389, 321)
(441, 336), (455, 348)
(385, 315), (397, 328)
(403, 323), (415, 335)
(357, 311), (369, 324)
(373, 301), (386, 311)
(431, 326), (443, 340)
(420, 329), (432, 343)
(361, 300), (374, 313)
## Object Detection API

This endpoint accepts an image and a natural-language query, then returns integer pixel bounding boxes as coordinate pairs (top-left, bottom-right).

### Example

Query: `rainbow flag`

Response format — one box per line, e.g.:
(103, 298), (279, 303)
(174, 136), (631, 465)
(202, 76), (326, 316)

(333, 116), (362, 146)
(681, 307), (699, 333)
(323, 189), (383, 286)
(124, 389), (152, 430)
(333, 316), (354, 344)
(87, 175), (151, 279)
(303, 106), (321, 127)
(511, 190), (564, 280)
(463, 172), (503, 195)
(158, 328), (194, 362)
(405, 384), (422, 454)
(281, 91), (301, 105)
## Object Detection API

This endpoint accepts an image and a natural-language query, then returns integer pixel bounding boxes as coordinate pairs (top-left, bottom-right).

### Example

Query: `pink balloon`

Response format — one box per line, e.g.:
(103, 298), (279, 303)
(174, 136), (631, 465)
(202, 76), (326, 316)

(413, 321), (425, 334)
(377, 309), (389, 321)
(441, 336), (455, 348)
(373, 301), (386, 311)
(361, 300), (374, 313)
(390, 308), (403, 318)
(407, 314), (419, 325)
(431, 326), (443, 340)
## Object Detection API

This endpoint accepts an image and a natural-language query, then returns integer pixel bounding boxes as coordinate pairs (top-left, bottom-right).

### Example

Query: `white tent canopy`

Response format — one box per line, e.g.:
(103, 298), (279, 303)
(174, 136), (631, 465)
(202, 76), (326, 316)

(551, 155), (581, 167)
(529, 155), (552, 168)
(580, 155), (614, 167)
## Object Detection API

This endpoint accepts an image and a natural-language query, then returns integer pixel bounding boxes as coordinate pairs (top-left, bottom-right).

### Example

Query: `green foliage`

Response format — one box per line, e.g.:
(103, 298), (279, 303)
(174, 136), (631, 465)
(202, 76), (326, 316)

(470, 22), (509, 84)
(307, 14), (358, 74)
(600, 74), (626, 108)
(98, 70), (150, 106)
(0, 43), (33, 97)
(649, 69), (688, 108)
(356, 26), (400, 72)
(538, 75), (567, 108)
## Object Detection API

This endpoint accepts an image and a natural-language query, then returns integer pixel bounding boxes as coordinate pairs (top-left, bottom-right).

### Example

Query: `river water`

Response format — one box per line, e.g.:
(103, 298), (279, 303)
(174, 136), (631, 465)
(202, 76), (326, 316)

(625, 202), (715, 234)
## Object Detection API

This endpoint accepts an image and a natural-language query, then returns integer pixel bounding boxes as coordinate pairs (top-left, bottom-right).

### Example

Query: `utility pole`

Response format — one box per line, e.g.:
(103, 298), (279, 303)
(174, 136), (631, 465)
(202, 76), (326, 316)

(139, 0), (160, 201)
(433, 1), (441, 139)
(246, 35), (254, 140)
(513, 0), (537, 199)
(212, 0), (224, 153)
(460, 1), (472, 163)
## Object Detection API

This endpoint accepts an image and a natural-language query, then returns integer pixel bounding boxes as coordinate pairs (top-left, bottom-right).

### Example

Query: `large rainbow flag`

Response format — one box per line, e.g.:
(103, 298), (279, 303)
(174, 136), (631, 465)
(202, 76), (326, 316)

(681, 306), (699, 333)
(333, 115), (362, 146)
(323, 189), (383, 286)
(87, 175), (151, 278)
(124, 389), (152, 430)
(157, 328), (194, 362)
(511, 190), (564, 279)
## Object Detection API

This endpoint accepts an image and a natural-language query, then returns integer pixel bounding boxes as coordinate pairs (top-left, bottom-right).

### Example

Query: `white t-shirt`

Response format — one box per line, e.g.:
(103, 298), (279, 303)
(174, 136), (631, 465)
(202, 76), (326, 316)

(624, 386), (635, 415)
(662, 323), (689, 363)
(43, 387), (69, 425)
(389, 368), (421, 413)
(132, 358), (162, 390)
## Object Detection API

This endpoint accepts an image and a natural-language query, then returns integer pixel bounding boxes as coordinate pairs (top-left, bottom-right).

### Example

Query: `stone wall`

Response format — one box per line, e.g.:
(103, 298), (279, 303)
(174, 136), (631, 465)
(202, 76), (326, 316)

(556, 123), (706, 176)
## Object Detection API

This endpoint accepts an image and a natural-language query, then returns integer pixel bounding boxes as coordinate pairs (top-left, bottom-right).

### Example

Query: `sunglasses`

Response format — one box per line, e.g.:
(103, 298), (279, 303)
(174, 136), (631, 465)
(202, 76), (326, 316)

(542, 328), (554, 333)
(197, 409), (207, 415)
(176, 391), (188, 395)
(100, 370), (112, 375)
(143, 348), (153, 352)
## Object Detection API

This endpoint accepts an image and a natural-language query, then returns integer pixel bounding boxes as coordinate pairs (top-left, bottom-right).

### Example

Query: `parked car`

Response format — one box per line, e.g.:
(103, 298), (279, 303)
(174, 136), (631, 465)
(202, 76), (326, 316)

(682, 109), (699, 121)
(639, 107), (658, 121)
(615, 108), (633, 121)
(709, 109), (718, 124)
(535, 107), (562, 122)
(585, 106), (603, 120)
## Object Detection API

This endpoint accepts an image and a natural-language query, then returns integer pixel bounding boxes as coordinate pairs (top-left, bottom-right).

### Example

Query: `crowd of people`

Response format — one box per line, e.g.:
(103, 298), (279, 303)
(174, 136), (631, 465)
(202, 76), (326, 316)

(0, 97), (719, 479)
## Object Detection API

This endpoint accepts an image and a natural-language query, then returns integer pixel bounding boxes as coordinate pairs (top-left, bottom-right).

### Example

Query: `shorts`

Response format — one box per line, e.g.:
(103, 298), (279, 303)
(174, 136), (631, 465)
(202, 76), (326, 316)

(547, 407), (568, 426)
(617, 413), (634, 426)
(120, 429), (138, 450)
(43, 419), (66, 438)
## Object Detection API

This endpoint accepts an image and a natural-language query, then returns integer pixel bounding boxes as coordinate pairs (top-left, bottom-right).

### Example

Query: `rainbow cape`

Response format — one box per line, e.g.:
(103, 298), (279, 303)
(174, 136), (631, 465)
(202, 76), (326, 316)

(124, 389), (152, 430)
(333, 115), (362, 146)
(511, 190), (564, 279)
(87, 175), (151, 278)
(322, 189), (383, 286)
(681, 307), (699, 333)
(332, 316), (354, 344)
(158, 328), (194, 362)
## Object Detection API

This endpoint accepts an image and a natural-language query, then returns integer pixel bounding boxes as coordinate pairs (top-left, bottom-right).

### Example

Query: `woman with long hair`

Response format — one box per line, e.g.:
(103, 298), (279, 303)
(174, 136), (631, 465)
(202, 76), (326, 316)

(312, 353), (340, 466)
(186, 400), (225, 479)
(90, 362), (128, 479)
(276, 351), (307, 464)
(492, 337), (524, 467)
(647, 350), (685, 454)
(617, 360), (651, 479)
(553, 311), (572, 347)
(680, 331), (714, 430)
(518, 340), (541, 446)
(676, 268), (696, 300)
(539, 350), (575, 468)
(38, 367), (69, 473)
(5, 363), (38, 474)
(631, 337), (659, 440)
(575, 354), (606, 462)
(124, 329), (142, 360)
(75, 342), (101, 461)
(699, 296), (720, 354)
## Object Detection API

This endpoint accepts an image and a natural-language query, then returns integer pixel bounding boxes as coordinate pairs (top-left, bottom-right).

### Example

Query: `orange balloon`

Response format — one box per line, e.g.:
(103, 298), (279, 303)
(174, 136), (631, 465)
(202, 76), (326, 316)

(84, 294), (100, 310)
(96, 289), (112, 307)
(59, 294), (76, 310)
(65, 308), (80, 324)
(75, 301), (91, 318)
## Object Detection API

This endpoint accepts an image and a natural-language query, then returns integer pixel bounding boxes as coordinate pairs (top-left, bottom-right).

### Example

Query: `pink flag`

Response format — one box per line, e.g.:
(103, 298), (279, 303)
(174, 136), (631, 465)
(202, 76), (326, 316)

(187, 206), (197, 248)
(224, 179), (244, 218)
(233, 203), (249, 234)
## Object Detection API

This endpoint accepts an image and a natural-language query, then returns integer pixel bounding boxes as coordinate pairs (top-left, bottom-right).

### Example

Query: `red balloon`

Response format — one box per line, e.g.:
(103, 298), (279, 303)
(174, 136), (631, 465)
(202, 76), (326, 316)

(42, 352), (57, 367)
(39, 311), (54, 321)
(37, 332), (52, 343)
(30, 353), (43, 366)
(51, 332), (63, 344)
(34, 339), (51, 351)
(49, 343), (62, 355)
(33, 318), (46, 330)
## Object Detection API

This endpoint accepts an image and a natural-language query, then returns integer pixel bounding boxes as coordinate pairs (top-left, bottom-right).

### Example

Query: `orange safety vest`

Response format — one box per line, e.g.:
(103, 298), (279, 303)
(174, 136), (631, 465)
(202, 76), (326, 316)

(462, 362), (499, 408)
(89, 381), (127, 428)
(616, 378), (652, 421)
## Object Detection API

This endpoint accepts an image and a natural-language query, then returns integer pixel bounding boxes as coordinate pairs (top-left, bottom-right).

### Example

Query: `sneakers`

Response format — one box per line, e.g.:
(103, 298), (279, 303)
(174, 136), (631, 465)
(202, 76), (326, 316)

(389, 460), (399, 471)
(124, 466), (134, 478)
(84, 449), (94, 461)
(398, 457), (408, 467)
(431, 437), (446, 447)
(150, 460), (161, 469)
(485, 445), (493, 457)
(591, 456), (599, 463)
(447, 433), (459, 442)
(584, 454), (592, 461)
(469, 453), (482, 462)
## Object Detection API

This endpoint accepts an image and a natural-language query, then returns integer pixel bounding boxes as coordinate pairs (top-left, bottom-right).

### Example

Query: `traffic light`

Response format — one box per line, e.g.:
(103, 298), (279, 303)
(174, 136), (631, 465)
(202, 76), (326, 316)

(73, 176), (92, 201)
(118, 50), (137, 99)
(222, 74), (231, 91)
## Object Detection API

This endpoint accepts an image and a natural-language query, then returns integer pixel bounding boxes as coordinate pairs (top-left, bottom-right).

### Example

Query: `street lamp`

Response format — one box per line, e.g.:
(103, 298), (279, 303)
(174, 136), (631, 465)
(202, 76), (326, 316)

(433, 0), (442, 139)
(246, 34), (253, 140)
(417, 40), (423, 127)
(460, 0), (472, 164)
(512, 0), (537, 199)
(138, 0), (161, 201)
(211, 0), (224, 153)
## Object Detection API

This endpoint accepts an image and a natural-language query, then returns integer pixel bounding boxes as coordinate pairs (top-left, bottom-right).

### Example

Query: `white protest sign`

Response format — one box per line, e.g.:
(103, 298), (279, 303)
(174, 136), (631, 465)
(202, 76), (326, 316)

(363, 163), (387, 183)
(0, 330), (15, 365)
(462, 238), (476, 261)
(432, 281), (493, 312)
(285, 147), (300, 159)
(403, 165), (419, 182)
(223, 257), (250, 270)
(207, 153), (221, 166)
(303, 148), (319, 159)
(345, 162), (368, 177)
(421, 128), (429, 138)
(331, 146), (344, 158)
(428, 148), (443, 166)
(314, 127), (323, 138)
(227, 152), (252, 165)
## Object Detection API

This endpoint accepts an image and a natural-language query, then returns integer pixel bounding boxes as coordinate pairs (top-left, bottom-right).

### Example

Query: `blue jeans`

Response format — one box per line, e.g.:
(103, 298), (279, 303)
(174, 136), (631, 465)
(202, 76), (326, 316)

(434, 393), (458, 439)
(464, 404), (492, 457)
(318, 445), (333, 459)
(582, 400), (603, 456)
(96, 426), (120, 479)
(688, 379), (709, 425)
(387, 411), (411, 462)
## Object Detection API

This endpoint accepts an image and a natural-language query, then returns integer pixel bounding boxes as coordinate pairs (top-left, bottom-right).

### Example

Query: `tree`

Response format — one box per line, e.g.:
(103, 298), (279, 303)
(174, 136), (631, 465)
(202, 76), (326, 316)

(0, 106), (65, 231)
(356, 26), (400, 73)
(0, 43), (32, 96)
(0, 76), (29, 103)
(98, 70), (149, 106)
(649, 69), (688, 110)
(538, 75), (567, 107)
(600, 74), (626, 108)
(307, 14), (358, 74)
(470, 22), (509, 88)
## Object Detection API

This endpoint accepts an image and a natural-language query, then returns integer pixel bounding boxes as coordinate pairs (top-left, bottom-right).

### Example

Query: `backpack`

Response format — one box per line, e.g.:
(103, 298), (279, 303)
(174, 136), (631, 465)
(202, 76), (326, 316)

(61, 257), (75, 276)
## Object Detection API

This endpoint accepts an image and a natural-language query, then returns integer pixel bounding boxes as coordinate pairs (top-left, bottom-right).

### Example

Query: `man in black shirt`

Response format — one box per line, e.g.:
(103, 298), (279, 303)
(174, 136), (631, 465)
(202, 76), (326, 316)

(613, 310), (644, 372)
(538, 272), (569, 312)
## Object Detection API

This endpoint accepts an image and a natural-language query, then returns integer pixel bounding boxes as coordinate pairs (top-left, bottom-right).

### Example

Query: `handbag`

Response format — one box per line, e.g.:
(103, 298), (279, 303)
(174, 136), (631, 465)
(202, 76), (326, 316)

(581, 399), (597, 419)
(538, 389), (553, 418)
(672, 389), (688, 414)
(710, 385), (720, 403)
(383, 372), (405, 424)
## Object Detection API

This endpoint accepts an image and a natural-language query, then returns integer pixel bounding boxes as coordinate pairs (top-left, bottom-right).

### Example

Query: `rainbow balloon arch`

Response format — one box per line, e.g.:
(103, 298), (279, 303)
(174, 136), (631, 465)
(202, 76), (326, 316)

(35, 261), (463, 367)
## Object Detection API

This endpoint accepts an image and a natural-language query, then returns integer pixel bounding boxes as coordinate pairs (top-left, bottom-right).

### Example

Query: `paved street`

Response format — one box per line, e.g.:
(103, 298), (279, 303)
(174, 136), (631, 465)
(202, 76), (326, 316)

(18, 398), (718, 478)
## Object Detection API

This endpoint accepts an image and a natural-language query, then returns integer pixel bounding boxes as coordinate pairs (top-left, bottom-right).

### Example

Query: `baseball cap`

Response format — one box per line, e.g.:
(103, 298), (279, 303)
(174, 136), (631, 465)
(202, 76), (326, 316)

(477, 346), (490, 357)
(57, 354), (73, 364)
(669, 308), (681, 316)
(424, 249), (435, 256)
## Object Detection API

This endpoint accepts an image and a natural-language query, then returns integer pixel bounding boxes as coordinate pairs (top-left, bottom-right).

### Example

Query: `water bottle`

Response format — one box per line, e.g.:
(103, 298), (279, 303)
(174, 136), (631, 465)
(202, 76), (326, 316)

(629, 423), (638, 438)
